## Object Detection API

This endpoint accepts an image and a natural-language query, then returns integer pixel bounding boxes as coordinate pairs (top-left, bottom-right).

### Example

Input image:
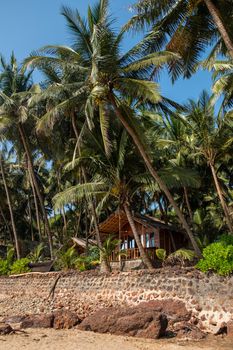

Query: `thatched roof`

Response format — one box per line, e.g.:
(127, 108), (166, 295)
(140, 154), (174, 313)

(96, 210), (181, 239)
(72, 237), (97, 249)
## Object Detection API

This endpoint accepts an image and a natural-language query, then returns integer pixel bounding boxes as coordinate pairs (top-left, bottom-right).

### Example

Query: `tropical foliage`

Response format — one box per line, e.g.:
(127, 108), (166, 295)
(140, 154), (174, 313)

(197, 239), (233, 276)
(0, 0), (233, 274)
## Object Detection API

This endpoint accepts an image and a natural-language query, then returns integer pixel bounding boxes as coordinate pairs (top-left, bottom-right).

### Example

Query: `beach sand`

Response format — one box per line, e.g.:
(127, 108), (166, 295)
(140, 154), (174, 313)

(0, 329), (232, 350)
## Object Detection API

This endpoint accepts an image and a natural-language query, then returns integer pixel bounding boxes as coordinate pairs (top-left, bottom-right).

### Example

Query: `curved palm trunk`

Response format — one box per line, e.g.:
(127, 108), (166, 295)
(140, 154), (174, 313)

(110, 95), (202, 257)
(28, 166), (42, 241)
(123, 203), (154, 270)
(210, 163), (233, 233)
(204, 0), (233, 58)
(71, 112), (110, 272)
(0, 156), (20, 259)
(184, 187), (193, 223)
(18, 123), (53, 258)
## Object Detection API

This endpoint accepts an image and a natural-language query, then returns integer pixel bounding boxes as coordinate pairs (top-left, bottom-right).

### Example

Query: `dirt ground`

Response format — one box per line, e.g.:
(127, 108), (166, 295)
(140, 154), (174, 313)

(0, 329), (232, 350)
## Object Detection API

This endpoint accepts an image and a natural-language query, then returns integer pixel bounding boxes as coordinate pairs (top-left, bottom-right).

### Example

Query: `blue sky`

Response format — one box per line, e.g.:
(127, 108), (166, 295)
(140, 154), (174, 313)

(0, 0), (212, 104)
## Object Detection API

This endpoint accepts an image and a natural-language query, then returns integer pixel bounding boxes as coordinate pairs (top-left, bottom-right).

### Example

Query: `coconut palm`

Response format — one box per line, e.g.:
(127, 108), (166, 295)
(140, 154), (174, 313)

(0, 149), (20, 258)
(203, 58), (233, 110)
(127, 0), (233, 79)
(24, 0), (201, 256)
(53, 117), (202, 268)
(180, 91), (233, 232)
(0, 53), (53, 257)
(152, 112), (201, 224)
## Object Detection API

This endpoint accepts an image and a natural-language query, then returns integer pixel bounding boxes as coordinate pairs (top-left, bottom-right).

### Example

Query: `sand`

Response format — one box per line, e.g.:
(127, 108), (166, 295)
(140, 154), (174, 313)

(0, 329), (232, 350)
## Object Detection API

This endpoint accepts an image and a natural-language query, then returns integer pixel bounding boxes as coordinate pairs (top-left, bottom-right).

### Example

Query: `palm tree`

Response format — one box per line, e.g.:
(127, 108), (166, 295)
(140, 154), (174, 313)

(24, 0), (201, 256)
(53, 119), (202, 268)
(0, 149), (20, 258)
(0, 54), (53, 257)
(52, 124), (154, 268)
(180, 91), (233, 232)
(203, 58), (233, 110)
(127, 0), (233, 79)
(152, 112), (201, 224)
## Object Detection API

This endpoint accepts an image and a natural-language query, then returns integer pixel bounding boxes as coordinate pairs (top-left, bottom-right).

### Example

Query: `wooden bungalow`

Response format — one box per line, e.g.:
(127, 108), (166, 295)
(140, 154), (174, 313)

(97, 210), (187, 269)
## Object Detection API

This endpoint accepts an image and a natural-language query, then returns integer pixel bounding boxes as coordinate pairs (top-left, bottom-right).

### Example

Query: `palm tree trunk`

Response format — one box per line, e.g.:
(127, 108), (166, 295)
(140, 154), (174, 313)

(28, 166), (42, 241)
(0, 156), (20, 259)
(61, 207), (67, 237)
(184, 187), (193, 223)
(204, 0), (233, 58)
(123, 203), (154, 270)
(0, 204), (13, 244)
(18, 123), (53, 258)
(110, 95), (202, 257)
(210, 163), (233, 233)
(71, 112), (110, 272)
(156, 194), (168, 223)
(28, 194), (34, 241)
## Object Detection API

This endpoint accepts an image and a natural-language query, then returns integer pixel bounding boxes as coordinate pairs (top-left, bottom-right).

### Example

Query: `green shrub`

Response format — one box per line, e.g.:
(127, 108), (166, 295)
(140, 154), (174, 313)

(10, 258), (31, 275)
(170, 248), (195, 261)
(196, 242), (233, 276)
(27, 243), (45, 262)
(0, 260), (10, 275)
(156, 248), (167, 262)
(6, 246), (15, 264)
(55, 246), (79, 270)
(219, 234), (233, 246)
(0, 246), (15, 275)
(165, 248), (195, 267)
(88, 246), (100, 261)
(75, 256), (93, 271)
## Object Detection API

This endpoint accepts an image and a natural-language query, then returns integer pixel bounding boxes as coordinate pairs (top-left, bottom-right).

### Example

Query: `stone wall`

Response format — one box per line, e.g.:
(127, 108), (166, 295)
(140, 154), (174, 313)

(111, 259), (143, 271)
(0, 268), (232, 333)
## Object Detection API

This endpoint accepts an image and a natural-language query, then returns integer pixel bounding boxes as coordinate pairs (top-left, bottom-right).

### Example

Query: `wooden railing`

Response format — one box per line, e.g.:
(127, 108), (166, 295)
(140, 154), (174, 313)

(111, 247), (157, 261)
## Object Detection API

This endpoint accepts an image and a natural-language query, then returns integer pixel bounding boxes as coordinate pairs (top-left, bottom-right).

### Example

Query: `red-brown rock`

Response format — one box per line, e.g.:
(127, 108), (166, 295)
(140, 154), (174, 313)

(79, 305), (168, 339)
(53, 310), (81, 329)
(174, 323), (206, 340)
(20, 314), (54, 329)
(137, 299), (191, 331)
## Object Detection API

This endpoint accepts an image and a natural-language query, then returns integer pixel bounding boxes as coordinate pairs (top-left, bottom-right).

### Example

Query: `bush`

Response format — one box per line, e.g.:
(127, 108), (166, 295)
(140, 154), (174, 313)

(156, 248), (167, 262)
(196, 242), (233, 276)
(165, 248), (195, 267)
(0, 260), (10, 275)
(75, 256), (93, 271)
(219, 234), (233, 246)
(0, 246), (15, 275)
(27, 243), (45, 262)
(10, 258), (31, 275)
(88, 246), (100, 261)
(55, 246), (78, 270)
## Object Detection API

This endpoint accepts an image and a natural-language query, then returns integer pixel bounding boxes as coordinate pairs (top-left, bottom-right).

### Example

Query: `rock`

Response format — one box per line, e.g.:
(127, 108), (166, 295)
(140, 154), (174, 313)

(20, 314), (54, 329)
(214, 322), (227, 336)
(79, 305), (168, 339)
(227, 321), (233, 338)
(53, 311), (81, 329)
(175, 323), (206, 340)
(137, 299), (191, 330)
(136, 315), (167, 339)
(2, 315), (25, 330)
(0, 323), (13, 335)
(3, 316), (25, 323)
